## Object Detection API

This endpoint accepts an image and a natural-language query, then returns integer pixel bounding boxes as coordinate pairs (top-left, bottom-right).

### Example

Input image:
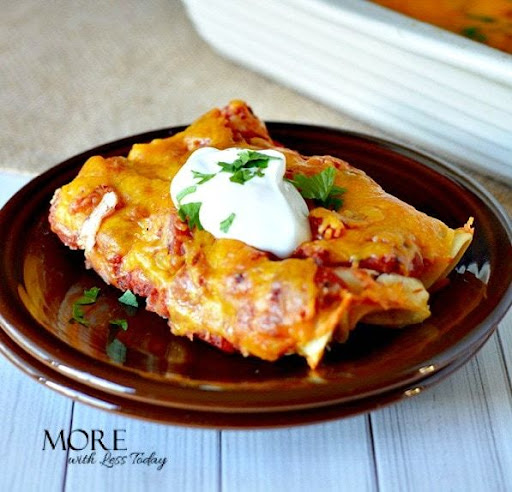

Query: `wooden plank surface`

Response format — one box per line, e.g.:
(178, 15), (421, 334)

(221, 416), (377, 492)
(371, 309), (512, 491)
(0, 173), (71, 491)
(65, 403), (220, 492)
(0, 357), (72, 492)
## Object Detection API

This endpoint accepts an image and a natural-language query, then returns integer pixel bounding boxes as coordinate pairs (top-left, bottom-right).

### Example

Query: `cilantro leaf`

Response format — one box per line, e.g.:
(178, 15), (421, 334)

(240, 150), (273, 168)
(178, 201), (203, 230)
(229, 168), (258, 185)
(82, 286), (101, 302)
(217, 149), (273, 185)
(176, 185), (197, 203)
(289, 167), (346, 210)
(72, 303), (89, 326)
(118, 289), (139, 308)
(110, 319), (129, 331)
(74, 286), (101, 306)
(71, 286), (101, 325)
(191, 170), (215, 184)
(217, 161), (235, 173)
(220, 213), (236, 233)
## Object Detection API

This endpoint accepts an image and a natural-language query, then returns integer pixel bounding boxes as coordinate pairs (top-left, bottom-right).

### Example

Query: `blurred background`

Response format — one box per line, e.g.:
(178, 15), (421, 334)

(2, 0), (510, 213)
(1, 0), (377, 174)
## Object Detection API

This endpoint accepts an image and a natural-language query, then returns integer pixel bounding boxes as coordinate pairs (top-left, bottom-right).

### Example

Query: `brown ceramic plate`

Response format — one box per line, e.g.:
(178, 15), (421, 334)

(1, 124), (511, 425)
(0, 319), (489, 428)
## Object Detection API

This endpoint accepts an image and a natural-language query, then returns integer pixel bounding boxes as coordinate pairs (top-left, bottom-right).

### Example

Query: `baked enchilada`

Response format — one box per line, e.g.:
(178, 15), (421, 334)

(49, 101), (473, 368)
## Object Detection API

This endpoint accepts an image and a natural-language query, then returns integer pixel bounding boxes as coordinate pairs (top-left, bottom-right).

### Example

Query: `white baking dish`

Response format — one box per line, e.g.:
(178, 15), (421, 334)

(182, 0), (512, 183)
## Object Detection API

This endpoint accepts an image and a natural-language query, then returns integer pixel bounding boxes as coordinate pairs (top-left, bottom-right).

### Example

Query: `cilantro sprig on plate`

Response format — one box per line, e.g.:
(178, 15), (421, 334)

(71, 287), (101, 326)
(118, 289), (139, 308)
(288, 167), (345, 210)
(70, 287), (139, 329)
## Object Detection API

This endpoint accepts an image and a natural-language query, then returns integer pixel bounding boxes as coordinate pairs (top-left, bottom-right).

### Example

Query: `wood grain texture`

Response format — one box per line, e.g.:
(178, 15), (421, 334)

(496, 307), (512, 389)
(64, 402), (220, 492)
(0, 358), (72, 492)
(220, 416), (377, 492)
(0, 174), (72, 492)
(370, 309), (512, 491)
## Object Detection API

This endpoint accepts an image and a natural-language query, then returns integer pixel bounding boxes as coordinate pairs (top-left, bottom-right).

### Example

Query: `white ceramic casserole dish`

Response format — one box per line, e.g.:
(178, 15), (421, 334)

(182, 0), (512, 183)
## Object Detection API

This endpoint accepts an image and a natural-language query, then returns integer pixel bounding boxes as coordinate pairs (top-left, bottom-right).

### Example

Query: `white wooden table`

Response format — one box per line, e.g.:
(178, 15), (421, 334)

(1, 172), (512, 492)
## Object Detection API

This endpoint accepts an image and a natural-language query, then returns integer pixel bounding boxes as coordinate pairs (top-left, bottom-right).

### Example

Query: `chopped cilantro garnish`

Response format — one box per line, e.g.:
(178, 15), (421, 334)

(218, 149), (273, 185)
(71, 286), (101, 325)
(74, 286), (100, 305)
(72, 303), (89, 326)
(288, 167), (346, 210)
(176, 185), (197, 203)
(70, 287), (135, 329)
(229, 168), (265, 184)
(118, 289), (139, 308)
(220, 212), (236, 233)
(461, 26), (487, 43)
(109, 319), (129, 331)
(82, 287), (101, 302)
(192, 170), (215, 184)
(178, 202), (203, 230)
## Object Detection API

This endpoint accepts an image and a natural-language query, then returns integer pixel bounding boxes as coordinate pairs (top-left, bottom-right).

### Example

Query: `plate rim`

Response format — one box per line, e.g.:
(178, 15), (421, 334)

(0, 317), (493, 428)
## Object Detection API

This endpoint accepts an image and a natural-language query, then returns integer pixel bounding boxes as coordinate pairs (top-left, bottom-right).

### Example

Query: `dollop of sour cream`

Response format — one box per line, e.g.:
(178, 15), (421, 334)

(170, 147), (311, 258)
